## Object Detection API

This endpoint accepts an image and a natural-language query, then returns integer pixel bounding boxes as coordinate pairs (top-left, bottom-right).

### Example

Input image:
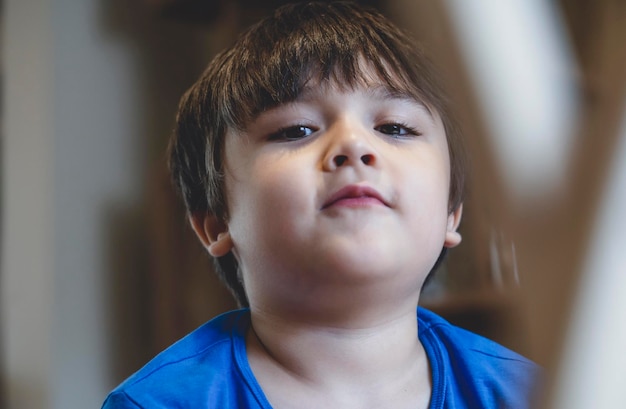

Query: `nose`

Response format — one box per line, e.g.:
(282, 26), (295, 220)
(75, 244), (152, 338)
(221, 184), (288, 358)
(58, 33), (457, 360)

(322, 121), (378, 171)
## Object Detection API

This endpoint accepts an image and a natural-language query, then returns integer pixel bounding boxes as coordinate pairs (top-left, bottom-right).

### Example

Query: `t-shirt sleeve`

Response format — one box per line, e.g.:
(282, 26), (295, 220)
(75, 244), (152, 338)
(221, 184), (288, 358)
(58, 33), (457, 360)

(101, 391), (142, 409)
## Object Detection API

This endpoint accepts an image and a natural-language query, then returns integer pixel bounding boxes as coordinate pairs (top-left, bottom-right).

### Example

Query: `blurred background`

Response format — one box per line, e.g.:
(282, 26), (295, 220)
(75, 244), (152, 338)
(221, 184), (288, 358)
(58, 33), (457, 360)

(1, 0), (624, 408)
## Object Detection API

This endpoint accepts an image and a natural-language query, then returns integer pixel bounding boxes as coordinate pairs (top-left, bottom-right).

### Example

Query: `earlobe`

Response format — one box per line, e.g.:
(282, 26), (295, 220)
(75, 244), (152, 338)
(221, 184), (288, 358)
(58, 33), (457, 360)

(444, 204), (463, 248)
(189, 212), (234, 257)
(207, 231), (234, 258)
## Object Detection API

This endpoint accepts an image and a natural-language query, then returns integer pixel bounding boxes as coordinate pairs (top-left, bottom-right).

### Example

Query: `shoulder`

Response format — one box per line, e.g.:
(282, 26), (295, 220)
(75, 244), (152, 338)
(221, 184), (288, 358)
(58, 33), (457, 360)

(418, 307), (541, 409)
(102, 309), (257, 408)
(418, 307), (536, 366)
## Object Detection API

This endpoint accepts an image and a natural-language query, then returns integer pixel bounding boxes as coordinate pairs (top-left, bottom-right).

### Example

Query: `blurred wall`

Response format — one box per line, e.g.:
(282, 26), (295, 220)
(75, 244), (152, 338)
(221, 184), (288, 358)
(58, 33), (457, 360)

(1, 0), (233, 407)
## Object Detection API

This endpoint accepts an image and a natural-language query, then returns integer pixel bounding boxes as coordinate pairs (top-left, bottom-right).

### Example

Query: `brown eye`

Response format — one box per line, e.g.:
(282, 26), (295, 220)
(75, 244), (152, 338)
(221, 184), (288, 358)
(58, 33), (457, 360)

(375, 123), (420, 137)
(269, 125), (315, 141)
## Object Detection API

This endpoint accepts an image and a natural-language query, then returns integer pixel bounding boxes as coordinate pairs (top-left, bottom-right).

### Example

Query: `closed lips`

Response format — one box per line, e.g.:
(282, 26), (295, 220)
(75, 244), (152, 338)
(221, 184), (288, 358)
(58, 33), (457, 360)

(322, 185), (389, 209)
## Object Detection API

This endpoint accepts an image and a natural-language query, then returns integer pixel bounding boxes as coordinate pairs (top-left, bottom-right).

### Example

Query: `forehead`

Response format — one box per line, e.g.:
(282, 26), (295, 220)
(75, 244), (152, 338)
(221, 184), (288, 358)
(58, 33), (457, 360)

(295, 80), (435, 116)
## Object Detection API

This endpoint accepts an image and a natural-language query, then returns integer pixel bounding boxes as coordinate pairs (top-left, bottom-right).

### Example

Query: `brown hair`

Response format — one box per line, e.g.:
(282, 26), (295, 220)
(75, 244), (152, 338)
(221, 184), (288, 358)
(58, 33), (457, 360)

(169, 1), (466, 307)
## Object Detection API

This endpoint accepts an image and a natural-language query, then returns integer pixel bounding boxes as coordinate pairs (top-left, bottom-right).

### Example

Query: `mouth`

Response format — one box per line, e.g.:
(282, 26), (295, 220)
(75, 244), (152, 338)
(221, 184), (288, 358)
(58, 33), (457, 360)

(322, 184), (389, 209)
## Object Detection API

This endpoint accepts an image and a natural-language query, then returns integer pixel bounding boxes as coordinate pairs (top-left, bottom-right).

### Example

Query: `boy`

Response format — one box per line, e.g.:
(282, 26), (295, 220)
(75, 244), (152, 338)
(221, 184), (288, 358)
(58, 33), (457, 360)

(103, 2), (540, 408)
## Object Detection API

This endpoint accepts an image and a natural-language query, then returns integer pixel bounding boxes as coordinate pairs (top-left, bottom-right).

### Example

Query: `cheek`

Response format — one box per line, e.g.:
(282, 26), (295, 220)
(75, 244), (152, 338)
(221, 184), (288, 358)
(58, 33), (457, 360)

(404, 147), (451, 202)
(401, 152), (452, 238)
(226, 158), (312, 245)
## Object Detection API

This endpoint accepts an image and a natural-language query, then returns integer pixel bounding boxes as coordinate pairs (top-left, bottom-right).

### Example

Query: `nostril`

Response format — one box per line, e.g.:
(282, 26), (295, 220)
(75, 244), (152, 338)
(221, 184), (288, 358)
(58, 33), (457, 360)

(334, 155), (348, 167)
(361, 154), (374, 165)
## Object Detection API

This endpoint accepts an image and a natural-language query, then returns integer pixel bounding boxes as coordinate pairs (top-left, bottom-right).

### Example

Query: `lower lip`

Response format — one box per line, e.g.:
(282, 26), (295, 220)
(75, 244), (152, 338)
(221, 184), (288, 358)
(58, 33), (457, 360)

(326, 197), (385, 208)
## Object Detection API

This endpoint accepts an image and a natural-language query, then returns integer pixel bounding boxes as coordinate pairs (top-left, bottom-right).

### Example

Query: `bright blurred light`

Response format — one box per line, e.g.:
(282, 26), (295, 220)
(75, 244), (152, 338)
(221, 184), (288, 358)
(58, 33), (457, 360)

(445, 0), (580, 203)
(550, 100), (626, 409)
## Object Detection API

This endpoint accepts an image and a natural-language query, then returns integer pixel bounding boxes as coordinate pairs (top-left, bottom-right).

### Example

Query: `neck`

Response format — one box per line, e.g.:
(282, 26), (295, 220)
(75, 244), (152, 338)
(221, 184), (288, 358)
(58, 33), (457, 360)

(246, 304), (431, 409)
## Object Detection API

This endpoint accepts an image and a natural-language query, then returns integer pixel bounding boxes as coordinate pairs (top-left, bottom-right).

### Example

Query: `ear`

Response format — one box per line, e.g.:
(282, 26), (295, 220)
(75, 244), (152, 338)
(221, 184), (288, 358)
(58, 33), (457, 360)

(444, 204), (463, 248)
(189, 212), (234, 258)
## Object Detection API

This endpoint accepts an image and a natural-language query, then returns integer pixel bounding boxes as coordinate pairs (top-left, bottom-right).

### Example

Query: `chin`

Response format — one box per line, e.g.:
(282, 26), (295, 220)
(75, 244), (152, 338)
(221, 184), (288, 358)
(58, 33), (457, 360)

(313, 249), (410, 285)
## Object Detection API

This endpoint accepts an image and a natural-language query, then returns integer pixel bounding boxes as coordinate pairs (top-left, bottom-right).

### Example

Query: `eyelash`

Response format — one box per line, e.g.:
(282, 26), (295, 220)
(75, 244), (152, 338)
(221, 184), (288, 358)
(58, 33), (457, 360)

(375, 122), (421, 138)
(267, 122), (421, 142)
(268, 125), (316, 141)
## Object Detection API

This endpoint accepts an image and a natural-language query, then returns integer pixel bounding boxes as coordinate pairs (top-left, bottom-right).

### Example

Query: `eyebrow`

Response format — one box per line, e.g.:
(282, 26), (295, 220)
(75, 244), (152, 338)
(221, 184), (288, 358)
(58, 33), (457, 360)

(369, 86), (435, 115)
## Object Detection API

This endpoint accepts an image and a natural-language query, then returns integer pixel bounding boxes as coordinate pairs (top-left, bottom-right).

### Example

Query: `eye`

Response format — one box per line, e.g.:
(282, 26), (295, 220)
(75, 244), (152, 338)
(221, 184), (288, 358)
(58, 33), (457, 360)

(375, 123), (420, 138)
(268, 125), (315, 141)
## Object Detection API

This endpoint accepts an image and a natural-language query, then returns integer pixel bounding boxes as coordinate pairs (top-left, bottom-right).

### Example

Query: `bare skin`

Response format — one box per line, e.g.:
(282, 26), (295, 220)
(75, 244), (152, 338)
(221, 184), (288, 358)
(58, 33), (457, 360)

(246, 307), (432, 409)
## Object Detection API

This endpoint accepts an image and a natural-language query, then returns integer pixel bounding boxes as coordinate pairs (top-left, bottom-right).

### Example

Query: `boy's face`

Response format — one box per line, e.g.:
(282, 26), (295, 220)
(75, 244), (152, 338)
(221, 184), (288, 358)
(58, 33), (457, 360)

(209, 75), (462, 314)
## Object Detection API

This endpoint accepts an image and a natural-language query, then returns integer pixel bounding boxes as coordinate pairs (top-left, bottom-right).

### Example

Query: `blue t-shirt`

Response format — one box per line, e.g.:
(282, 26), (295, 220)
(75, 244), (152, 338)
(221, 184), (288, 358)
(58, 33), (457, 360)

(102, 308), (540, 408)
